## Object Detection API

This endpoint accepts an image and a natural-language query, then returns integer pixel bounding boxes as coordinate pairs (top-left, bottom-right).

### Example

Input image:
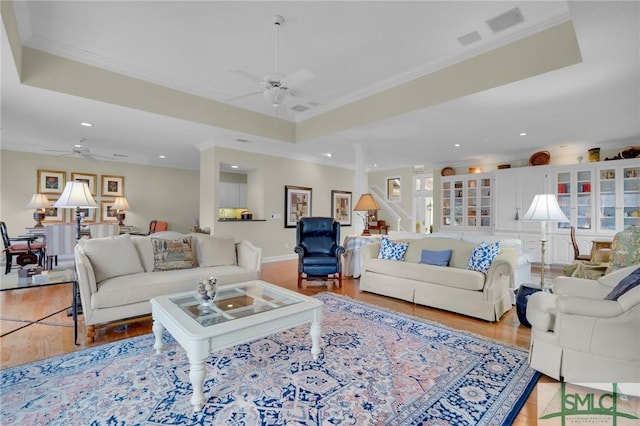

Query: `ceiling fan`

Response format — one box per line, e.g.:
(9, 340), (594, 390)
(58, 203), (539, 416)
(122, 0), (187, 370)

(45, 139), (114, 161)
(228, 15), (315, 108)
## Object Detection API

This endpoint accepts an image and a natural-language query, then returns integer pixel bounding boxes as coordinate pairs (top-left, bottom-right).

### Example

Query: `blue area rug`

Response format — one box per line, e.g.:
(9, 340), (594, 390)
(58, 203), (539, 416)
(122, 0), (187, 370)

(1, 293), (538, 425)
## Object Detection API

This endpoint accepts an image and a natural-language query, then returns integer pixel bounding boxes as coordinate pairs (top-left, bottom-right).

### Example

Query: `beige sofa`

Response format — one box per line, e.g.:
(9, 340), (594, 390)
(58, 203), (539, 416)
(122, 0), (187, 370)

(74, 231), (262, 341)
(359, 237), (517, 321)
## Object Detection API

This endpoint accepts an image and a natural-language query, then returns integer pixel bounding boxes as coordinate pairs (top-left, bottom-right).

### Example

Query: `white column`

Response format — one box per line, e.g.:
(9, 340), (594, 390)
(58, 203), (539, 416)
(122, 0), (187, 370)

(354, 144), (367, 235)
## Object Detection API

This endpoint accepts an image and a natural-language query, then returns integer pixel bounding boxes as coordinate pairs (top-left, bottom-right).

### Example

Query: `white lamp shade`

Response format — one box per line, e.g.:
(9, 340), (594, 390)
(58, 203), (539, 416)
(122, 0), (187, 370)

(522, 194), (569, 222)
(112, 197), (130, 211)
(53, 181), (98, 208)
(25, 193), (51, 209)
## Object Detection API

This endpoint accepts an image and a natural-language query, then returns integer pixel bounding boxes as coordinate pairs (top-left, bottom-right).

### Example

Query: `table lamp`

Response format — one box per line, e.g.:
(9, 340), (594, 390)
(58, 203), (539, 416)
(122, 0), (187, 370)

(112, 197), (130, 226)
(353, 193), (380, 236)
(25, 193), (51, 228)
(54, 181), (98, 241)
(522, 194), (569, 290)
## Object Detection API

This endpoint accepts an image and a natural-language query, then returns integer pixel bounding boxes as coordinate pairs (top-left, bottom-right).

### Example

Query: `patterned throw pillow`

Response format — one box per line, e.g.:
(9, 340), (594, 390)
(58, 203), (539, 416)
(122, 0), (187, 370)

(151, 236), (197, 271)
(378, 237), (409, 261)
(467, 241), (501, 274)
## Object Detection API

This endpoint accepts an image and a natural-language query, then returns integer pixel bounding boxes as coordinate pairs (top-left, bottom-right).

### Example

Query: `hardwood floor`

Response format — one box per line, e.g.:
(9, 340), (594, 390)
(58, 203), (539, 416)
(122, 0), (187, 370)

(0, 260), (558, 424)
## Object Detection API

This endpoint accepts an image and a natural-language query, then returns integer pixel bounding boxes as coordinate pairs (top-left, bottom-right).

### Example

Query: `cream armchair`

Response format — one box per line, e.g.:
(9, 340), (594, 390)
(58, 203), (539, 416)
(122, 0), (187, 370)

(526, 265), (640, 383)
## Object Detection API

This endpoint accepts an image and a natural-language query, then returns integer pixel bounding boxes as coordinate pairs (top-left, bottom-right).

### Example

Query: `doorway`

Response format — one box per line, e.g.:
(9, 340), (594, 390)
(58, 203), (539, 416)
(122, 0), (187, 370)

(413, 174), (433, 234)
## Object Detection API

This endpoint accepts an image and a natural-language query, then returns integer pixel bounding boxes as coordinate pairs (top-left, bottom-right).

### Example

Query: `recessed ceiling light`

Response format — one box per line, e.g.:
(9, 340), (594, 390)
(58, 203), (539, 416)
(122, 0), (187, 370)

(231, 165), (239, 169)
(74, 143), (83, 148)
(324, 153), (332, 157)
(158, 155), (166, 159)
(520, 132), (527, 136)
(80, 122), (92, 127)
(454, 143), (461, 147)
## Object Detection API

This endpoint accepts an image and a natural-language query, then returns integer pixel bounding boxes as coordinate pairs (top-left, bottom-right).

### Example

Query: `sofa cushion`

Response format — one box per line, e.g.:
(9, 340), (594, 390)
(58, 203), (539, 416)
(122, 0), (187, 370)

(402, 237), (475, 268)
(365, 258), (485, 291)
(91, 266), (259, 309)
(131, 236), (154, 272)
(378, 237), (409, 261)
(81, 234), (144, 284)
(420, 249), (452, 266)
(467, 242), (501, 274)
(151, 236), (197, 271)
(605, 267), (640, 301)
(195, 234), (237, 267)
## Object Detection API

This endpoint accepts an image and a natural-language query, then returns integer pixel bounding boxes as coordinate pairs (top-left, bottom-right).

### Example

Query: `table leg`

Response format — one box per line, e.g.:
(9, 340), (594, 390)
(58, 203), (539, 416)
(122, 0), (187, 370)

(73, 280), (79, 346)
(152, 319), (165, 354)
(310, 321), (321, 360)
(188, 355), (207, 411)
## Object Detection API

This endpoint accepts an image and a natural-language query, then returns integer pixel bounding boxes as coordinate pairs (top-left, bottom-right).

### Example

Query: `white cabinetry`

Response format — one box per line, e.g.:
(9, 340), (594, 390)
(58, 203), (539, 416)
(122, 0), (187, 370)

(597, 163), (640, 232)
(493, 167), (548, 233)
(441, 174), (492, 230)
(219, 183), (248, 208)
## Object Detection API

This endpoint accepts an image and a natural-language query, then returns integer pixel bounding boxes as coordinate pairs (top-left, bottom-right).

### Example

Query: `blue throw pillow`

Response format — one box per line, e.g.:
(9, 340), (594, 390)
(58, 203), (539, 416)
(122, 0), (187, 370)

(605, 267), (640, 301)
(420, 249), (452, 267)
(467, 241), (501, 274)
(378, 237), (409, 261)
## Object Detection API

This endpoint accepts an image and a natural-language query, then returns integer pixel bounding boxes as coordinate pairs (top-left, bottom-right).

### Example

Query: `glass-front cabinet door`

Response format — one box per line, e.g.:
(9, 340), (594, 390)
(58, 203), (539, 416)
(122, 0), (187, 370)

(555, 169), (593, 231)
(597, 164), (640, 232)
(623, 166), (640, 228)
(441, 175), (491, 229)
(598, 167), (617, 231)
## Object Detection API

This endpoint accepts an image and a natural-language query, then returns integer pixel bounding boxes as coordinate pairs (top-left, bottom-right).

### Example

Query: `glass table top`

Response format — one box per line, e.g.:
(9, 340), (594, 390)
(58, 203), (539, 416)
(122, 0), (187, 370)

(169, 282), (302, 328)
(0, 268), (76, 291)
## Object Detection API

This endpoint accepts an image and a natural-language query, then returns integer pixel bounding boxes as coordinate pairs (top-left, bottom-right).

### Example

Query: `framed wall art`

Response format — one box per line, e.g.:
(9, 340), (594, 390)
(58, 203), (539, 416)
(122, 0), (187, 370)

(331, 190), (352, 226)
(71, 172), (97, 196)
(386, 176), (401, 201)
(43, 197), (65, 223)
(100, 200), (119, 222)
(37, 169), (66, 194)
(101, 175), (124, 197)
(285, 185), (312, 228)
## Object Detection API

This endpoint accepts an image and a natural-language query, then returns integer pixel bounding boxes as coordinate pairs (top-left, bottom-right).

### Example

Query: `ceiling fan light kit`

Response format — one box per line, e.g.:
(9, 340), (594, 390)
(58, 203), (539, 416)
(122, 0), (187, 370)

(228, 14), (315, 109)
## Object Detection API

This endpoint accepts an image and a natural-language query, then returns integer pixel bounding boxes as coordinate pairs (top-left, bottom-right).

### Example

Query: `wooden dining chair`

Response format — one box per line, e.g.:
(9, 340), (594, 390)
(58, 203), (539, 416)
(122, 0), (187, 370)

(571, 226), (592, 261)
(1, 221), (44, 274)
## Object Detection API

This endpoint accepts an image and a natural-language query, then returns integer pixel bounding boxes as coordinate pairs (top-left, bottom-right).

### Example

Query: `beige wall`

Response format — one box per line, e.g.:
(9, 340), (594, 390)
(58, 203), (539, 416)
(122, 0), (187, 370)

(200, 146), (356, 259)
(1, 150), (199, 234)
(367, 167), (415, 232)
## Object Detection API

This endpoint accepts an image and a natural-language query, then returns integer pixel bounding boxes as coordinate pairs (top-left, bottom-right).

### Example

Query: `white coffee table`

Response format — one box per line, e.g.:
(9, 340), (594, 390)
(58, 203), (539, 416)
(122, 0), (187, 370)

(150, 280), (323, 411)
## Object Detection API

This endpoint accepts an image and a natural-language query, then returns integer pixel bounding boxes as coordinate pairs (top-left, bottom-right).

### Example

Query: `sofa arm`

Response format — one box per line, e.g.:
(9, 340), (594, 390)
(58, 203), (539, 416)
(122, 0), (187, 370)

(74, 244), (98, 322)
(556, 296), (624, 318)
(236, 240), (262, 272)
(484, 250), (517, 290)
(553, 276), (611, 299)
(360, 242), (381, 261)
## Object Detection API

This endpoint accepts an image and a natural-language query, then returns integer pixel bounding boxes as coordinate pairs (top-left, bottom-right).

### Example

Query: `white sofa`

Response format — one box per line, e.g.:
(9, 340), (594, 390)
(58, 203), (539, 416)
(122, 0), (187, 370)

(526, 265), (640, 383)
(388, 231), (532, 303)
(359, 237), (517, 321)
(75, 231), (262, 342)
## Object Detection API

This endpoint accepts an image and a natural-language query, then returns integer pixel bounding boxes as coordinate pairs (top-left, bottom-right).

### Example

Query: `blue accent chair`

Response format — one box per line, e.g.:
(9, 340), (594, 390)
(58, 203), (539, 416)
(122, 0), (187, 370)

(294, 217), (345, 287)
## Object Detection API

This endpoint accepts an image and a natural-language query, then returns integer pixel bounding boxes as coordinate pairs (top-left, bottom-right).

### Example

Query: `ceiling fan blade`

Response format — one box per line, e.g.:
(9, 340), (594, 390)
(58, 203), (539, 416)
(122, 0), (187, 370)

(281, 68), (315, 88)
(226, 90), (264, 102)
(230, 69), (265, 84)
(44, 149), (71, 153)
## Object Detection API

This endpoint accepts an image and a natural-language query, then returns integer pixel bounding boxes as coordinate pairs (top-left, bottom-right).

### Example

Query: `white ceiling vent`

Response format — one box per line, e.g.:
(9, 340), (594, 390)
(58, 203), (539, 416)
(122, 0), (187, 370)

(486, 8), (524, 33)
(458, 31), (482, 47)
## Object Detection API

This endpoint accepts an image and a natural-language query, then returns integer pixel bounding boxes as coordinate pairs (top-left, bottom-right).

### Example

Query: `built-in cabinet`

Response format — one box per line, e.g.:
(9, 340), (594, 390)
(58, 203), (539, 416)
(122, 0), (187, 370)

(219, 182), (248, 208)
(597, 164), (640, 232)
(441, 174), (492, 230)
(436, 158), (639, 265)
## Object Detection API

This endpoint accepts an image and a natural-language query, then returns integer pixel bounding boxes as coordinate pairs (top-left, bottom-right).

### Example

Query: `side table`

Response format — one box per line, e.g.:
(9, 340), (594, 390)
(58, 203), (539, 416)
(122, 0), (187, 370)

(515, 283), (545, 327)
